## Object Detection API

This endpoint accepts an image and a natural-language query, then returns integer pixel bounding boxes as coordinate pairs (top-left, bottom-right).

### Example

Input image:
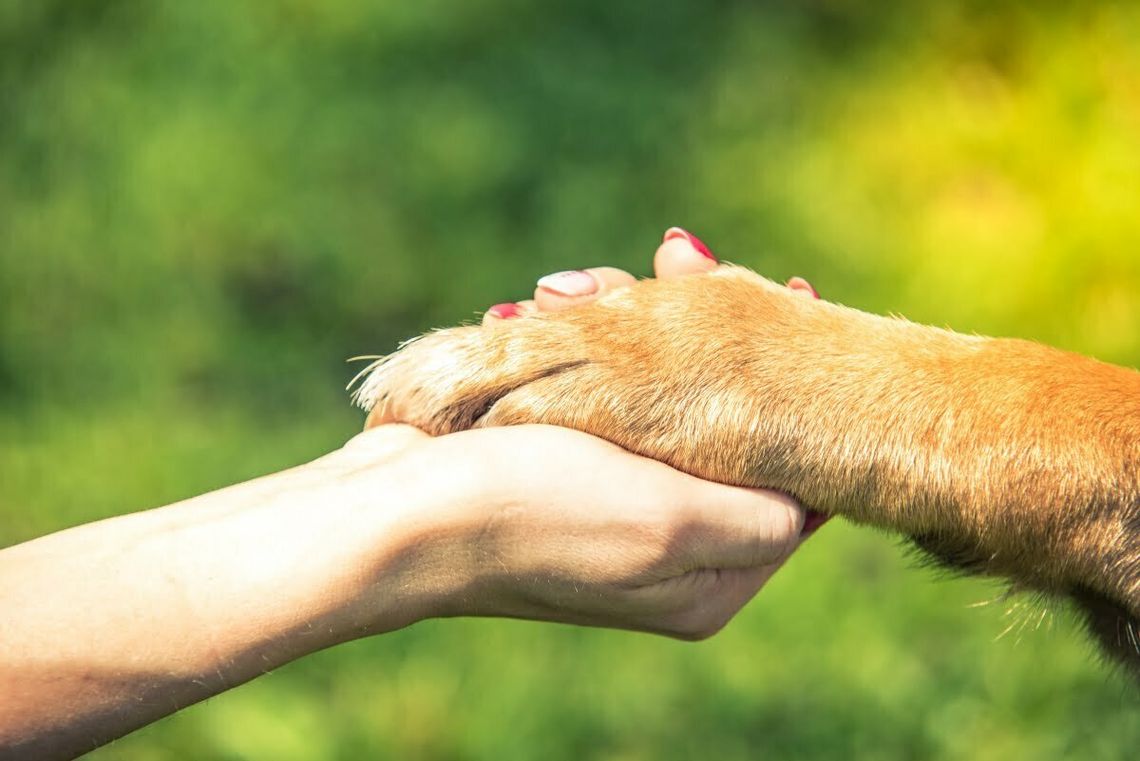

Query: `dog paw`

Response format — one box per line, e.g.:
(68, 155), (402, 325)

(353, 265), (817, 488)
(353, 267), (1140, 679)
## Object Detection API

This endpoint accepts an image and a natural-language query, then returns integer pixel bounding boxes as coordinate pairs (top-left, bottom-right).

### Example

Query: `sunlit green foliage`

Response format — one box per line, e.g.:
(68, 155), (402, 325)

(2, 2), (1138, 758)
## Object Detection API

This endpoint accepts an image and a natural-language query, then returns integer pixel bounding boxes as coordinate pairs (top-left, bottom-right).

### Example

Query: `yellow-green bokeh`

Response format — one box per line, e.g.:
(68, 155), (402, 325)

(2, 2), (1137, 759)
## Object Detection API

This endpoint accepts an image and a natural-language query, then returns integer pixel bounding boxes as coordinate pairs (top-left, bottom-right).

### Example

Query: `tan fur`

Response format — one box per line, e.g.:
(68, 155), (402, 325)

(354, 265), (1140, 677)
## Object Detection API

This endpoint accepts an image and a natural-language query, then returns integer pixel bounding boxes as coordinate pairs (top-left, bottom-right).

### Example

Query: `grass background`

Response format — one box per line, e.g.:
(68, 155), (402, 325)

(2, 1), (1139, 758)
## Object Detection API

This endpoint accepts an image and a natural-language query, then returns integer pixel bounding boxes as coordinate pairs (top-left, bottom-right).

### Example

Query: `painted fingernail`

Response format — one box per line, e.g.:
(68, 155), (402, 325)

(663, 227), (717, 261)
(800, 510), (831, 538)
(536, 270), (598, 297)
(487, 302), (522, 319)
(788, 276), (820, 300)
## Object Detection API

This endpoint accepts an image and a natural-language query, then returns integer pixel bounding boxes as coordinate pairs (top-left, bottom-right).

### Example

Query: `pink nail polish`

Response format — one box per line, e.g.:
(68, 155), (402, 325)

(662, 227), (717, 261)
(788, 277), (820, 300)
(487, 302), (521, 319)
(536, 270), (598, 297)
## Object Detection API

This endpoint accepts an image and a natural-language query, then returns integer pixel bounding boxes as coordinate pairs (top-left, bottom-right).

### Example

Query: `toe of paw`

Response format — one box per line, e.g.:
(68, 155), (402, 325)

(353, 323), (590, 433)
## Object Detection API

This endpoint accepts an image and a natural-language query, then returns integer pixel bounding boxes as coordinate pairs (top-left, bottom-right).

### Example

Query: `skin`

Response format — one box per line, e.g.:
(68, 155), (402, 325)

(359, 235), (1140, 678)
(0, 232), (822, 760)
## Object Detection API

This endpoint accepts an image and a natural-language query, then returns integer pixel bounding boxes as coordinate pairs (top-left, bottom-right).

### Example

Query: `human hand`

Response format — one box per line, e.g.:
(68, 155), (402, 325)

(347, 228), (1140, 681)
(329, 423), (804, 639)
(365, 226), (819, 424)
(0, 232), (823, 758)
(361, 227), (828, 532)
(331, 229), (824, 639)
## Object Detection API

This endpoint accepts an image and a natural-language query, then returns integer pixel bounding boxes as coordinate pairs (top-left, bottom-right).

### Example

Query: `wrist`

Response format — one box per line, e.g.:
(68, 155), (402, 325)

(304, 439), (492, 637)
(145, 459), (443, 672)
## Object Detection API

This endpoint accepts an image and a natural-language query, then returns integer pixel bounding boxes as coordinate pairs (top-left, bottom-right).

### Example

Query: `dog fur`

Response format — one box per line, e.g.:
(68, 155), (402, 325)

(353, 265), (1140, 678)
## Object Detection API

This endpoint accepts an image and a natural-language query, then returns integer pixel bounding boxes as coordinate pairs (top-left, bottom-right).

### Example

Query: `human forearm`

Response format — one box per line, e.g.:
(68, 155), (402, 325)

(0, 459), (426, 759)
(0, 423), (807, 759)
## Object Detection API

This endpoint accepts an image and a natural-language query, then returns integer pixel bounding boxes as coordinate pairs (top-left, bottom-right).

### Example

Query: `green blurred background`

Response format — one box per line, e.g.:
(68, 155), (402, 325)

(2, 1), (1139, 758)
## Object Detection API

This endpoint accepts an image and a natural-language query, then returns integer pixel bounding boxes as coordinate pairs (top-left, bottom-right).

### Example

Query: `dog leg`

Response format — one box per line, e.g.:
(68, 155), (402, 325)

(355, 265), (1140, 676)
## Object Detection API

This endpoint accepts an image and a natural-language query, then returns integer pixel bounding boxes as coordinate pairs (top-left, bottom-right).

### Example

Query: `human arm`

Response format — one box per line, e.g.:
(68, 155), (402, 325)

(1, 237), (817, 759)
(359, 231), (1140, 678)
(0, 424), (805, 760)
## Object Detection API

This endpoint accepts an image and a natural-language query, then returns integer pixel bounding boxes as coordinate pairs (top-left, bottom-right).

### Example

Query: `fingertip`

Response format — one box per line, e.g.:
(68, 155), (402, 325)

(787, 276), (819, 299)
(482, 300), (539, 326)
(482, 302), (522, 325)
(534, 267), (636, 312)
(663, 227), (717, 260)
(536, 269), (599, 299)
(655, 228), (720, 279)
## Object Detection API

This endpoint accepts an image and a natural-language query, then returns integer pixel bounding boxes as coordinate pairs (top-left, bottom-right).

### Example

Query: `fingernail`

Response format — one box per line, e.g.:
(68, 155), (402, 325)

(663, 227), (717, 261)
(487, 302), (522, 319)
(788, 276), (820, 300)
(800, 510), (830, 538)
(536, 270), (598, 297)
